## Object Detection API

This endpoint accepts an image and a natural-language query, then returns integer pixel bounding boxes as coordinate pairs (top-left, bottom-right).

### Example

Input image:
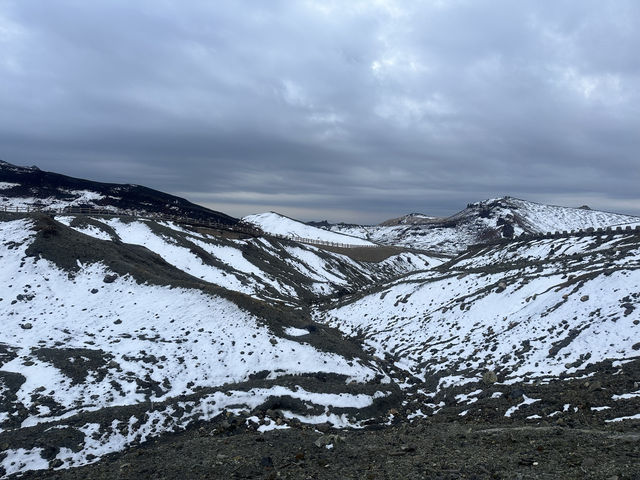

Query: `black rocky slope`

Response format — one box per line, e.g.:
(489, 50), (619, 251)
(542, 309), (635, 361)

(0, 160), (237, 224)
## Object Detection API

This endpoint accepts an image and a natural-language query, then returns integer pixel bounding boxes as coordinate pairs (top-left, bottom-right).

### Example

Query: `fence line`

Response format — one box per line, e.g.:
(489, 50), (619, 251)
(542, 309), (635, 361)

(513, 224), (640, 241)
(472, 223), (640, 249)
(270, 232), (379, 249)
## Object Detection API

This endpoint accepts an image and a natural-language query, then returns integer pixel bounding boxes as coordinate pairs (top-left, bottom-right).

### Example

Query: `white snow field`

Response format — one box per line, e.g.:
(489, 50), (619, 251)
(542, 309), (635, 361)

(317, 230), (640, 390)
(2, 199), (640, 477)
(243, 212), (376, 246)
(0, 217), (395, 476)
(52, 216), (438, 304)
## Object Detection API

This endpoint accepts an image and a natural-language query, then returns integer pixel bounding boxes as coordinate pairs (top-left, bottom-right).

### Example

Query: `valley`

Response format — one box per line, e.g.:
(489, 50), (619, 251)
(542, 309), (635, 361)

(0, 161), (639, 479)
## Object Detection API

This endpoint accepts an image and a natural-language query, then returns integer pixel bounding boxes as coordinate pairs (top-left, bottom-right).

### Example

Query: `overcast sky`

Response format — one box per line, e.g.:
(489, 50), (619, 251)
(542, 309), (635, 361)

(1, 0), (639, 223)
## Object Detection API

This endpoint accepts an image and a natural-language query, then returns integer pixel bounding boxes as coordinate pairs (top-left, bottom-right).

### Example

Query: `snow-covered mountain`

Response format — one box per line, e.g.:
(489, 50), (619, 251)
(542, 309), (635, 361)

(1, 167), (639, 478)
(243, 211), (376, 246)
(331, 197), (640, 254)
(379, 213), (444, 226)
(316, 226), (640, 421)
(0, 211), (440, 476)
(0, 160), (236, 224)
(52, 215), (435, 303)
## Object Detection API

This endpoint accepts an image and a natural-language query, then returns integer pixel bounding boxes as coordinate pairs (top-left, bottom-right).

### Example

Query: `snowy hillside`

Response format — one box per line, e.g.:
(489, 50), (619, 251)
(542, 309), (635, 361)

(331, 197), (640, 254)
(2, 170), (640, 479)
(379, 213), (443, 226)
(0, 160), (235, 224)
(51, 216), (436, 303)
(243, 212), (376, 246)
(316, 228), (640, 420)
(0, 213), (406, 476)
(454, 197), (640, 234)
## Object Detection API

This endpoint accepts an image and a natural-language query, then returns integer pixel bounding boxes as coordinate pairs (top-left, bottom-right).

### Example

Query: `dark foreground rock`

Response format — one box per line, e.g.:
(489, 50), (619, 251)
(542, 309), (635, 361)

(12, 419), (640, 480)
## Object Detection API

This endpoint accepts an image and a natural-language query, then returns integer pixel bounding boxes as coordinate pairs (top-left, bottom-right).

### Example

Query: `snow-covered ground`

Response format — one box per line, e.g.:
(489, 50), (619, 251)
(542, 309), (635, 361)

(499, 197), (640, 233)
(0, 190), (116, 212)
(330, 197), (640, 254)
(2, 194), (640, 477)
(0, 217), (392, 476)
(0, 218), (380, 414)
(243, 212), (376, 246)
(52, 216), (437, 303)
(317, 230), (640, 391)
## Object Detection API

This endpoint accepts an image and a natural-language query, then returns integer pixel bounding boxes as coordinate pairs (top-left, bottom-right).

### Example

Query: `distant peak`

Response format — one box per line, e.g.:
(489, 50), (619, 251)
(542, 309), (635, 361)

(0, 160), (40, 171)
(379, 212), (443, 226)
(467, 196), (523, 208)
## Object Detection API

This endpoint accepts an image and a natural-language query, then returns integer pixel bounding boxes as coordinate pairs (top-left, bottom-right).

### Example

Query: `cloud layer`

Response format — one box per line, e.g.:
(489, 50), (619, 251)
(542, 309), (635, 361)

(1, 0), (639, 222)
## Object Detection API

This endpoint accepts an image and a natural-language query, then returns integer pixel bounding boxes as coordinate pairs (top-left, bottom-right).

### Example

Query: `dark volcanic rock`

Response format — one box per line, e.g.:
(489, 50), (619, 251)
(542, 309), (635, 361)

(0, 160), (237, 225)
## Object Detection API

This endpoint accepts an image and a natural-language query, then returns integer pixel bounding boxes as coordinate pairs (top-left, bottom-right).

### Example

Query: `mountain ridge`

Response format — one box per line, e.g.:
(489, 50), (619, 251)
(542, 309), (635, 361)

(329, 196), (640, 254)
(1, 164), (639, 479)
(243, 211), (377, 246)
(0, 160), (237, 225)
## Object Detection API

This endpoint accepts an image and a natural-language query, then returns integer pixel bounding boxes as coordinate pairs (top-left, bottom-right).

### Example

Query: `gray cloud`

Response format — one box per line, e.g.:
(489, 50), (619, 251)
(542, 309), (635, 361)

(1, 0), (639, 223)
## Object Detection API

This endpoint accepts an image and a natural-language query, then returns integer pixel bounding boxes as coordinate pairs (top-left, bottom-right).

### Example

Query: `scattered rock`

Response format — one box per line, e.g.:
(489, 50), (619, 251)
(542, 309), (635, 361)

(587, 380), (602, 391)
(389, 445), (416, 456)
(90, 288), (99, 294)
(265, 409), (282, 419)
(103, 274), (118, 284)
(248, 370), (270, 380)
(260, 456), (274, 468)
(508, 389), (525, 400)
(518, 457), (537, 466)
(580, 295), (589, 302)
(21, 323), (33, 330)
(482, 370), (498, 385)
(315, 422), (332, 433)
(388, 450), (407, 456)
(314, 434), (345, 448)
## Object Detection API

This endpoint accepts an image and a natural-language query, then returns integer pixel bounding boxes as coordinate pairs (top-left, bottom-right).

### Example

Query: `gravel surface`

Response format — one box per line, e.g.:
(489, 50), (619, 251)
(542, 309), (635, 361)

(12, 419), (639, 480)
